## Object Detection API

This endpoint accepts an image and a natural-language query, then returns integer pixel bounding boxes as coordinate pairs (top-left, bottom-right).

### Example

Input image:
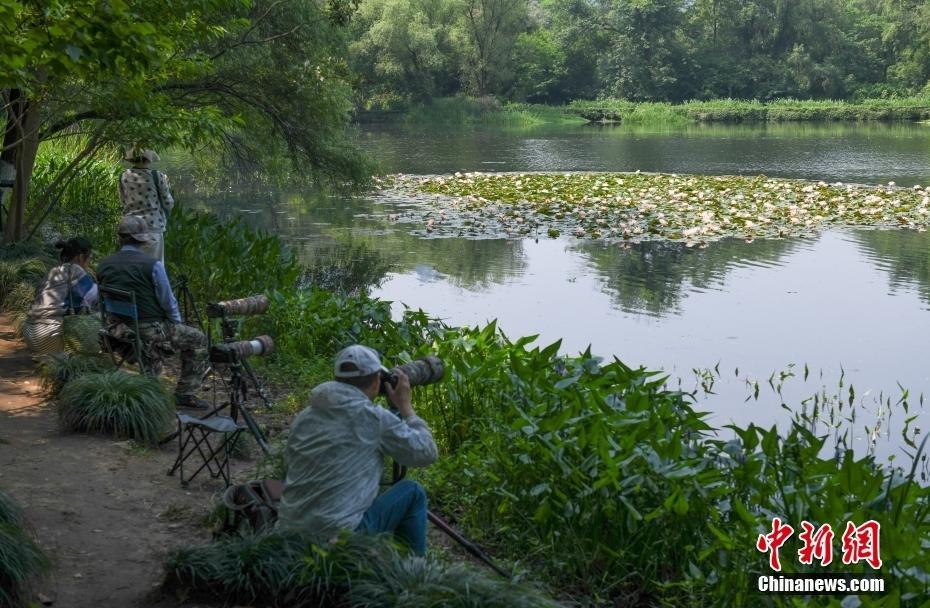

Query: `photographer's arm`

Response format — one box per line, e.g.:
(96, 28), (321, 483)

(152, 261), (181, 322)
(379, 373), (437, 467)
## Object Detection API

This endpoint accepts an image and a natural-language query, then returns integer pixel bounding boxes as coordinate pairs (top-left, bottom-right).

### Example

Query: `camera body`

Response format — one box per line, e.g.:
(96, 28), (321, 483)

(380, 355), (445, 393)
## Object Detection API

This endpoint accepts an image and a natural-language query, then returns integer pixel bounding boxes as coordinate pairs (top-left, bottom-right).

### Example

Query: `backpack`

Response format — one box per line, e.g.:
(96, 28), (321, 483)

(220, 479), (283, 534)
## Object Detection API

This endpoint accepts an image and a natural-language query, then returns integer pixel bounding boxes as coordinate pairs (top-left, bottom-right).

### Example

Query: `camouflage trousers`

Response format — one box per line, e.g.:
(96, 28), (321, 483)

(109, 320), (207, 397)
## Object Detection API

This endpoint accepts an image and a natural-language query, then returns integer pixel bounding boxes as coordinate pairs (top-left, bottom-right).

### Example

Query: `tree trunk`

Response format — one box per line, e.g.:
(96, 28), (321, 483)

(2, 95), (41, 244)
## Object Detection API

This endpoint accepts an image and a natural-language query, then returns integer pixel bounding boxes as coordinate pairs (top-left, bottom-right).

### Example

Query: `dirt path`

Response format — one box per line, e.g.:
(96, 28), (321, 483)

(0, 316), (231, 608)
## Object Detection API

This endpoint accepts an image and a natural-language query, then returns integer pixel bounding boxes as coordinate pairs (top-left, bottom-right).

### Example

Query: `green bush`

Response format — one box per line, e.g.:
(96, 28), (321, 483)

(0, 491), (48, 608)
(164, 531), (557, 608)
(39, 353), (115, 396)
(57, 370), (174, 445)
(165, 206), (301, 307)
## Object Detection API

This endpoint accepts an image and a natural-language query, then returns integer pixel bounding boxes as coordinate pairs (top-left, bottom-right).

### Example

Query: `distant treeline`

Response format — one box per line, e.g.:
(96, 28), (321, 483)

(349, 0), (930, 107)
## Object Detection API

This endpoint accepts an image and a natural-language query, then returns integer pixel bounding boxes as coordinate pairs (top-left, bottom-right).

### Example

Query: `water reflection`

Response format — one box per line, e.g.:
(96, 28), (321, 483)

(851, 229), (930, 308)
(361, 122), (930, 186)
(572, 237), (802, 316)
(184, 188), (527, 289)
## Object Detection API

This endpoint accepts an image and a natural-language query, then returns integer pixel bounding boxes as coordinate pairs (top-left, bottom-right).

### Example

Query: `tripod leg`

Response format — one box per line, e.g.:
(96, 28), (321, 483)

(426, 510), (510, 578)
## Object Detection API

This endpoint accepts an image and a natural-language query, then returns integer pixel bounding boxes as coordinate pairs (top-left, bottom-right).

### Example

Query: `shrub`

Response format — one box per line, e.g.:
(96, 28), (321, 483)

(57, 370), (174, 445)
(61, 314), (103, 355)
(165, 207), (300, 307)
(0, 490), (48, 608)
(164, 531), (557, 608)
(39, 353), (115, 396)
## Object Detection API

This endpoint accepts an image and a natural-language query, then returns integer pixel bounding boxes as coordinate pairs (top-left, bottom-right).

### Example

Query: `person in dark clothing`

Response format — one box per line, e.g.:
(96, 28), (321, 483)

(97, 215), (206, 407)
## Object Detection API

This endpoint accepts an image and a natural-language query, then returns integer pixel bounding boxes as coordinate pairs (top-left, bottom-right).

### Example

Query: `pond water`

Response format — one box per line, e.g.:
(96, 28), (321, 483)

(181, 121), (930, 463)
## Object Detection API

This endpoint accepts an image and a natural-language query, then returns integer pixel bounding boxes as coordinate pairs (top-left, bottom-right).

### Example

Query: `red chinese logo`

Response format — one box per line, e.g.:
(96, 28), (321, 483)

(798, 521), (834, 566)
(756, 517), (794, 571)
(757, 518), (882, 571)
(841, 520), (882, 569)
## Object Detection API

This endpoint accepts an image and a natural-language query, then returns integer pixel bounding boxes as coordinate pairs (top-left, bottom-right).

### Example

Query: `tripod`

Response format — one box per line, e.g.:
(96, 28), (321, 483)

(160, 297), (273, 455)
(202, 307), (273, 454)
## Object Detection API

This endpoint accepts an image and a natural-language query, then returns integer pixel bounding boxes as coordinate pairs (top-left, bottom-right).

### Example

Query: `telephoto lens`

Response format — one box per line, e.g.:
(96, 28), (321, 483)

(207, 294), (269, 318)
(209, 335), (275, 363)
(385, 356), (444, 388)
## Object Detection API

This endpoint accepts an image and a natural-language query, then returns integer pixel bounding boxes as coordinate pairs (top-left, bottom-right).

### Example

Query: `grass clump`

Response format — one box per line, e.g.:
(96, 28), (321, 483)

(0, 490), (48, 608)
(39, 352), (115, 396)
(164, 531), (557, 608)
(57, 370), (174, 445)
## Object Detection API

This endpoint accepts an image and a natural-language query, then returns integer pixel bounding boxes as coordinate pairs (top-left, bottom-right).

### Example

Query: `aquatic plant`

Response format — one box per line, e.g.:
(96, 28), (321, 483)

(165, 206), (301, 308)
(387, 172), (930, 245)
(57, 370), (174, 445)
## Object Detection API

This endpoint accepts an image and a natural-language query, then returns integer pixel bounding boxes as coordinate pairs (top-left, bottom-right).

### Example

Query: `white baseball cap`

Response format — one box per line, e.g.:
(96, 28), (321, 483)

(334, 344), (389, 378)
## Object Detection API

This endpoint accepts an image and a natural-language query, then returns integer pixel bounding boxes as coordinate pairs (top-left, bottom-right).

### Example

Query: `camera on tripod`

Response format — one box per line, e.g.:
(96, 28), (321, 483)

(209, 335), (275, 364)
(379, 355), (445, 393)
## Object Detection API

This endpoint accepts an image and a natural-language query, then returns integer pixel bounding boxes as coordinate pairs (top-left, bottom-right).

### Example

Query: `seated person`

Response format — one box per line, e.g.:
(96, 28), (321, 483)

(96, 215), (207, 408)
(277, 345), (438, 555)
(23, 237), (98, 356)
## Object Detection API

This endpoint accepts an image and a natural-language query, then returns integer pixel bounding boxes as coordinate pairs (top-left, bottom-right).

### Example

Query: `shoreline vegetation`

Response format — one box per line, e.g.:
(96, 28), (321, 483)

(4, 205), (930, 606)
(384, 172), (930, 244)
(356, 96), (930, 128)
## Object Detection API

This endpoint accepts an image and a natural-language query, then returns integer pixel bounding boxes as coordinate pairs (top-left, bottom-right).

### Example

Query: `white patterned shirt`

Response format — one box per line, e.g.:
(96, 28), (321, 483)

(118, 168), (174, 233)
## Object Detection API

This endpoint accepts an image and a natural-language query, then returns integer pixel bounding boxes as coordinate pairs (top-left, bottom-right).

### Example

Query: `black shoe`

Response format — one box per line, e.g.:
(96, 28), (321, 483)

(175, 394), (211, 410)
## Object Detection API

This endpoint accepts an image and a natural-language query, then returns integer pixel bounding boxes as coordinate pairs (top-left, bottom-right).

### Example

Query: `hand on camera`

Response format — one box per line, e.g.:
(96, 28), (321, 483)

(385, 368), (414, 419)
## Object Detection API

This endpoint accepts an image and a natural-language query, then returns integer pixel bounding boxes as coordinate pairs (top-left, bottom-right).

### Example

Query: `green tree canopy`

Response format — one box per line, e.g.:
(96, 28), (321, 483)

(2, 0), (367, 243)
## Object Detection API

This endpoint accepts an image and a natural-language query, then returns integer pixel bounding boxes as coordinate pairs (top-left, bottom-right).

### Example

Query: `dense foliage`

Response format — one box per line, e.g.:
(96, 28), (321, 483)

(2, 0), (368, 243)
(164, 210), (930, 606)
(165, 531), (557, 607)
(0, 490), (48, 608)
(349, 0), (930, 106)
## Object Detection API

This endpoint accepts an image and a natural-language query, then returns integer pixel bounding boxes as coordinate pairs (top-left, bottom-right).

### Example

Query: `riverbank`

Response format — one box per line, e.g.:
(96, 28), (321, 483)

(384, 171), (930, 243)
(356, 96), (930, 127)
(4, 206), (930, 605)
(570, 97), (930, 124)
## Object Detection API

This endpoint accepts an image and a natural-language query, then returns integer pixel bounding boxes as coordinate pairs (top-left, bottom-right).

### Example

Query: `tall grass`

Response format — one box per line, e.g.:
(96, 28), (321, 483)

(57, 370), (174, 445)
(164, 531), (558, 608)
(0, 490), (48, 608)
(0, 247), (54, 336)
(39, 353), (115, 396)
(30, 137), (122, 252)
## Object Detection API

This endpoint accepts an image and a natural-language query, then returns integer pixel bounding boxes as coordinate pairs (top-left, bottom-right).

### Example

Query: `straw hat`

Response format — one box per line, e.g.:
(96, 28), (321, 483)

(123, 146), (160, 164)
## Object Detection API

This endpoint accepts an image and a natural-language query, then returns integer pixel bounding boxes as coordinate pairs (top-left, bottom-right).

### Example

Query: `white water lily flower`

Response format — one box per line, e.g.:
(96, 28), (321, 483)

(682, 226), (700, 237)
(701, 211), (714, 223)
